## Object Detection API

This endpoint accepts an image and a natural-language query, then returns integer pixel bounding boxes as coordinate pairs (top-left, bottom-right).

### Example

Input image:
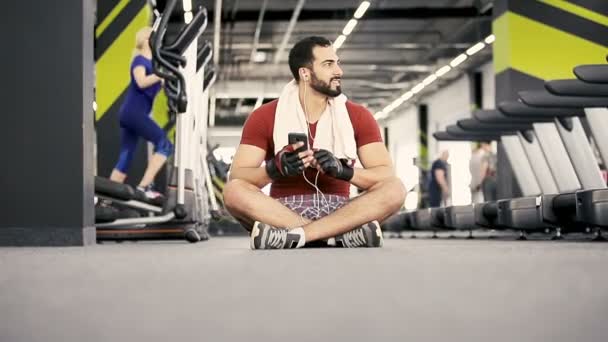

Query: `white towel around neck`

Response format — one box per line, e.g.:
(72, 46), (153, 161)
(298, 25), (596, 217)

(273, 80), (357, 160)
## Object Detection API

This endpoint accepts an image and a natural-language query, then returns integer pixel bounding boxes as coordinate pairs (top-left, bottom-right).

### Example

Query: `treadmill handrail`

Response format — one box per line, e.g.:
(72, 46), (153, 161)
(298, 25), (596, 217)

(573, 64), (608, 84)
(151, 0), (188, 113)
(475, 108), (554, 123)
(446, 124), (516, 136)
(519, 90), (608, 108)
(197, 41), (213, 71)
(433, 131), (503, 141)
(203, 68), (216, 91)
(160, 50), (187, 68)
(457, 118), (531, 131)
(166, 7), (208, 54)
(545, 79), (608, 97)
(497, 101), (584, 117)
(151, 2), (182, 78)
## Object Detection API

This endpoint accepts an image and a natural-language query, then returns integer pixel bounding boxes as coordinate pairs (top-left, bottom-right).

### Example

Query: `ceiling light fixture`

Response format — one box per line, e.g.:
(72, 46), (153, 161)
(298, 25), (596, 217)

(422, 74), (437, 86)
(354, 1), (371, 19)
(375, 34), (495, 119)
(343, 19), (358, 36)
(466, 42), (485, 56)
(334, 35), (347, 49)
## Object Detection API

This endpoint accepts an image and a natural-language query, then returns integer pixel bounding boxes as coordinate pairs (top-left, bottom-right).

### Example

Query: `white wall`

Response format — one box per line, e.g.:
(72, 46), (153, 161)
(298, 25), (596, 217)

(425, 74), (473, 205)
(386, 106), (419, 209)
(479, 62), (495, 109)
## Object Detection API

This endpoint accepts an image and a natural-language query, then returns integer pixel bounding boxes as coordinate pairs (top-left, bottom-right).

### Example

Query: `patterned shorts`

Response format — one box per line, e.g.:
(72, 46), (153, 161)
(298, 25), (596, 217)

(277, 194), (349, 221)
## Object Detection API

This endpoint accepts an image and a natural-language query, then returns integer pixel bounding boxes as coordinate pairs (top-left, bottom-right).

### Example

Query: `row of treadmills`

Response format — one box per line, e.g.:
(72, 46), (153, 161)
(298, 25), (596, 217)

(389, 57), (608, 241)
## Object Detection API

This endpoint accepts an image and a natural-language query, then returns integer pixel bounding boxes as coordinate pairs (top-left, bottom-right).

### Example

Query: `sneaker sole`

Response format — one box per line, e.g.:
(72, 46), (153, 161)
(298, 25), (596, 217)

(250, 221), (261, 250)
(373, 220), (384, 248)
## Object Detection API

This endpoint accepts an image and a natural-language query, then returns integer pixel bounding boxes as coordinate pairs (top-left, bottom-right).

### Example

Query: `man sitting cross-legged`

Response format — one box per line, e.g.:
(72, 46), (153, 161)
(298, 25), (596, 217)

(222, 36), (406, 249)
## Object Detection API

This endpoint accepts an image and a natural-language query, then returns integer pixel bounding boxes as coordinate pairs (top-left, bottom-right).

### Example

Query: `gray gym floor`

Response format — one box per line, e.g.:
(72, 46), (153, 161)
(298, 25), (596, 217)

(1, 236), (607, 342)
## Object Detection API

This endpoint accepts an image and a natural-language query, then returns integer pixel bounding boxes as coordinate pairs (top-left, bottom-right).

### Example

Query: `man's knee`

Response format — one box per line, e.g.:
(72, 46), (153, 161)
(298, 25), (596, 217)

(379, 177), (406, 212)
(223, 179), (257, 213)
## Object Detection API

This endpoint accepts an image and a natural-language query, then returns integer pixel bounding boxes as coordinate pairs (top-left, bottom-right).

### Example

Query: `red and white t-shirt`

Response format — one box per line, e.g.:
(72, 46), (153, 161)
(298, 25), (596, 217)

(240, 99), (383, 198)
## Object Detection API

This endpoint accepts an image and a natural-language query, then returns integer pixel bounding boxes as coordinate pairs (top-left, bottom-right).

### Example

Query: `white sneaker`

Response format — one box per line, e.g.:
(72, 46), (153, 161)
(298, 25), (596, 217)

(335, 221), (383, 248)
(250, 222), (305, 250)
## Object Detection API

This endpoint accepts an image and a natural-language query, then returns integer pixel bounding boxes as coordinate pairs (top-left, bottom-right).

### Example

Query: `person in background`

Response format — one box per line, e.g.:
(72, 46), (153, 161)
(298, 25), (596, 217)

(108, 27), (172, 200)
(469, 141), (491, 203)
(428, 150), (450, 207)
(481, 143), (497, 201)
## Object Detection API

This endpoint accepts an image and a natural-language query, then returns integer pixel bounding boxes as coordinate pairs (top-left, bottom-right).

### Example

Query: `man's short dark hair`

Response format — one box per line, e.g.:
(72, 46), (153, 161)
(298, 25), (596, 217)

(288, 36), (332, 81)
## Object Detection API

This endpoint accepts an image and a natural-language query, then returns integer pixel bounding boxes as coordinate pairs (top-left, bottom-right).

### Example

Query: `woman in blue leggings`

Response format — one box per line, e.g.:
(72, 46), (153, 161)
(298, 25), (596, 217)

(109, 27), (172, 200)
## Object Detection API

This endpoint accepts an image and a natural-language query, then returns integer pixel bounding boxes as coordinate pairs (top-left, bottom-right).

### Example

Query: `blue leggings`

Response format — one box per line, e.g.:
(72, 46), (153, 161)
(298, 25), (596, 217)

(114, 114), (173, 173)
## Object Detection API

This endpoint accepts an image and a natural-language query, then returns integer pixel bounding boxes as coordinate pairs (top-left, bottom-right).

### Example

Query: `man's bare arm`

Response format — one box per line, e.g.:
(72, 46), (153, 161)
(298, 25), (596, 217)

(228, 144), (271, 188)
(435, 169), (450, 194)
(350, 142), (395, 190)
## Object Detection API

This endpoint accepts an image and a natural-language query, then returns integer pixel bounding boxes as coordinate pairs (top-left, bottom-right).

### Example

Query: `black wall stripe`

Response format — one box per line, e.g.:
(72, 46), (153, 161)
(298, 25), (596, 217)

(494, 0), (509, 19)
(207, 7), (488, 22)
(95, 0), (147, 61)
(510, 0), (608, 47)
(566, 0), (608, 17)
(96, 0), (121, 26)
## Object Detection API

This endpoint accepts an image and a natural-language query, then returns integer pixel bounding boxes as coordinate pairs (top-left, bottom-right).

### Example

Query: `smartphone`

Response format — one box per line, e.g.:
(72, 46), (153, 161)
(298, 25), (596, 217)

(288, 132), (308, 153)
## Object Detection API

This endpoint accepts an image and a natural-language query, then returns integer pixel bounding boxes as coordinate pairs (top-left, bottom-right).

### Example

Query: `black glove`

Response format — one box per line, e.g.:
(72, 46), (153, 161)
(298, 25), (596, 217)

(265, 144), (306, 180)
(313, 149), (354, 181)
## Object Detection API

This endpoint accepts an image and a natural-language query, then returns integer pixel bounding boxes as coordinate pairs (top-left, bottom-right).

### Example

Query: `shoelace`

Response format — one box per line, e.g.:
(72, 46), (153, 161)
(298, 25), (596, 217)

(344, 228), (367, 247)
(266, 228), (288, 248)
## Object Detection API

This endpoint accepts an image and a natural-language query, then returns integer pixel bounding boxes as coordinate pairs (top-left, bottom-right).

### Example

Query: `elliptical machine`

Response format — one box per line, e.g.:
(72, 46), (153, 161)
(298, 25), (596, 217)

(95, 0), (213, 243)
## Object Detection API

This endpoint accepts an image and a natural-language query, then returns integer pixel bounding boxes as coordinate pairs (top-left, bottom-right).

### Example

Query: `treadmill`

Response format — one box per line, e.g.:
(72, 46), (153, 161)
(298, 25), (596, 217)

(440, 113), (553, 239)
(517, 74), (608, 239)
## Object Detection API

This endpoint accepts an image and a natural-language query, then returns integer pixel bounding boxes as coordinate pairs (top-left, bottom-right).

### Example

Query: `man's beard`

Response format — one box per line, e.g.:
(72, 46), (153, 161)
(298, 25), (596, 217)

(309, 72), (342, 97)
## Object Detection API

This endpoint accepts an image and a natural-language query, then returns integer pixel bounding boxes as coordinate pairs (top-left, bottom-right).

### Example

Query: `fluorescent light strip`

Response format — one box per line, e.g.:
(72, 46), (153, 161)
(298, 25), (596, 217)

(400, 91), (413, 101)
(184, 11), (193, 24)
(334, 2), (371, 52)
(466, 42), (485, 56)
(412, 83), (425, 94)
(393, 98), (405, 107)
(435, 65), (451, 77)
(422, 74), (437, 86)
(182, 0), (192, 12)
(377, 32), (497, 118)
(334, 35), (347, 49)
(343, 19), (358, 35)
(383, 103), (397, 112)
(449, 53), (468, 67)
(354, 1), (371, 19)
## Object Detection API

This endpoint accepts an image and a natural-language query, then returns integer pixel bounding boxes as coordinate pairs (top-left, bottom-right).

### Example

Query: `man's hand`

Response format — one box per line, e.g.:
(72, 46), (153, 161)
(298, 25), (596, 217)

(265, 142), (314, 180)
(312, 149), (354, 181)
